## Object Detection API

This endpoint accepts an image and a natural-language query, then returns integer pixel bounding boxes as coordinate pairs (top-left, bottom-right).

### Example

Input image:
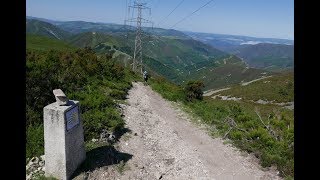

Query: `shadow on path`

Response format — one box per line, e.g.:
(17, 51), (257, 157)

(70, 145), (133, 179)
(114, 127), (132, 142)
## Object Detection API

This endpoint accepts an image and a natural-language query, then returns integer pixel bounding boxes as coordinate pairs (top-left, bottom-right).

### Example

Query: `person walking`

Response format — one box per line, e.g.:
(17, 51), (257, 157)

(143, 70), (148, 83)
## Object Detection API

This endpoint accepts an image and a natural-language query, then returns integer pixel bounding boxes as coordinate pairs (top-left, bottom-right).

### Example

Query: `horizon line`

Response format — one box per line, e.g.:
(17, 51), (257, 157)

(26, 15), (294, 41)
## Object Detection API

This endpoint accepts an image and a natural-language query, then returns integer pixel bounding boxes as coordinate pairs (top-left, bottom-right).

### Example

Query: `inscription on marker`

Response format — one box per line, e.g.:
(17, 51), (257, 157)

(66, 105), (79, 131)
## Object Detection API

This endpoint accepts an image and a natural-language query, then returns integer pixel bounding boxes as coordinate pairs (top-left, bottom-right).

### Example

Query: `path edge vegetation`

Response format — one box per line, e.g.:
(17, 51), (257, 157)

(148, 76), (294, 179)
(26, 45), (141, 160)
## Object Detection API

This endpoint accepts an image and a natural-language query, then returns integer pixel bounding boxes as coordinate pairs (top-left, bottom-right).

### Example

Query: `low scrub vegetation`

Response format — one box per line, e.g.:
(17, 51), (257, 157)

(149, 76), (294, 179)
(184, 80), (205, 101)
(219, 72), (293, 102)
(26, 46), (138, 159)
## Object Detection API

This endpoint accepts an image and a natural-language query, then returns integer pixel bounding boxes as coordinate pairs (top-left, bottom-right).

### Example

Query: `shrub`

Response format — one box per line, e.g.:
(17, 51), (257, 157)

(236, 113), (252, 123)
(110, 89), (127, 99)
(72, 90), (114, 112)
(229, 130), (243, 140)
(184, 80), (205, 101)
(82, 108), (124, 141)
(228, 104), (243, 118)
(261, 151), (281, 167)
(26, 47), (136, 160)
(243, 120), (256, 129)
(278, 88), (288, 96)
(26, 125), (44, 158)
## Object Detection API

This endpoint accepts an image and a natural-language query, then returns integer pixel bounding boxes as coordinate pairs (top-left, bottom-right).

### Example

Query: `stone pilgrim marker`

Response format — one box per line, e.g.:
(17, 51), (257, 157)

(43, 89), (86, 180)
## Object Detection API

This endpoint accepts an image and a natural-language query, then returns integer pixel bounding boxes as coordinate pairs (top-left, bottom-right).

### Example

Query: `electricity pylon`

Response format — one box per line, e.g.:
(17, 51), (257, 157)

(125, 0), (153, 74)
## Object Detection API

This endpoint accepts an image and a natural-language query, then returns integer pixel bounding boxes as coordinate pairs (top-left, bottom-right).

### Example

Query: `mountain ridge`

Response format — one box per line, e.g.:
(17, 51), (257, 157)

(26, 17), (273, 90)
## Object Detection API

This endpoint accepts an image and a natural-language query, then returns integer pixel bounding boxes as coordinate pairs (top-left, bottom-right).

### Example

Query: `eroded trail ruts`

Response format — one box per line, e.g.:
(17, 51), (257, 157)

(91, 82), (281, 180)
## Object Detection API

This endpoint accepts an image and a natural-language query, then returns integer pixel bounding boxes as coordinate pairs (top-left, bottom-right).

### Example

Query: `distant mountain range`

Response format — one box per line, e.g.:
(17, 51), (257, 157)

(230, 43), (293, 71)
(26, 16), (189, 38)
(184, 31), (294, 71)
(184, 31), (293, 49)
(26, 16), (287, 89)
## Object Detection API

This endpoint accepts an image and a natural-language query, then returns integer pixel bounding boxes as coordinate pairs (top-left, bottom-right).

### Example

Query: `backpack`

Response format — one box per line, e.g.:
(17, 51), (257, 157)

(143, 71), (148, 79)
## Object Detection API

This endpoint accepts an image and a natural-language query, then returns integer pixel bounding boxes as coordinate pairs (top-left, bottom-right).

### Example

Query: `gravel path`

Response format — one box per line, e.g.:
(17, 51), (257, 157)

(241, 76), (273, 86)
(203, 87), (231, 97)
(88, 82), (281, 180)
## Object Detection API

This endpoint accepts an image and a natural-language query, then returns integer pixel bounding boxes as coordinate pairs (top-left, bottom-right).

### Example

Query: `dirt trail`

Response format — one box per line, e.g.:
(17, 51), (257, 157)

(203, 75), (273, 97)
(89, 82), (281, 180)
(203, 87), (231, 97)
(241, 76), (273, 86)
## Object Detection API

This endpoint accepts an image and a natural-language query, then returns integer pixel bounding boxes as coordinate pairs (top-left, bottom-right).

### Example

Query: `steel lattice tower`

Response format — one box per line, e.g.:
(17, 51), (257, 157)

(126, 0), (153, 74)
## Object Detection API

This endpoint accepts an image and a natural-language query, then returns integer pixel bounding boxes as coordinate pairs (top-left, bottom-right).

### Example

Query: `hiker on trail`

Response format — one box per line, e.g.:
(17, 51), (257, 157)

(143, 70), (148, 82)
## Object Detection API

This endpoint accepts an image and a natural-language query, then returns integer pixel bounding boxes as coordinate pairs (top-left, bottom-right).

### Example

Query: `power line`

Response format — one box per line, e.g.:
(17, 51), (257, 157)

(170, 0), (215, 29)
(125, 0), (153, 74)
(157, 0), (185, 27)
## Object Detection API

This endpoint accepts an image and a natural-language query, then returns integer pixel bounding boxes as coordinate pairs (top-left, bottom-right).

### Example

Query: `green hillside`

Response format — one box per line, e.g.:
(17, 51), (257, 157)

(25, 18), (274, 90)
(66, 31), (270, 90)
(218, 72), (294, 102)
(67, 32), (125, 48)
(26, 34), (76, 51)
(182, 54), (272, 90)
(143, 36), (227, 68)
(52, 20), (190, 39)
(232, 43), (294, 71)
(26, 19), (72, 40)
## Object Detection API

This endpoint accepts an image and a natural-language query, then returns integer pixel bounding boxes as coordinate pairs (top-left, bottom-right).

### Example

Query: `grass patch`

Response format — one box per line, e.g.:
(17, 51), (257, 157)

(26, 125), (44, 158)
(26, 34), (76, 52)
(219, 72), (293, 102)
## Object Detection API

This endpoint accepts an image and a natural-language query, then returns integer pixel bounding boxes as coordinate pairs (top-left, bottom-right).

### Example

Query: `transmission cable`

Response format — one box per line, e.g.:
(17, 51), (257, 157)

(157, 0), (185, 27)
(170, 0), (214, 29)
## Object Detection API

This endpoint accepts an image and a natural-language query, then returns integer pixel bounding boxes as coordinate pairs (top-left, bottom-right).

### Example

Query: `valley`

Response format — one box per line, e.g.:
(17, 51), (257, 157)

(184, 31), (294, 72)
(26, 17), (282, 90)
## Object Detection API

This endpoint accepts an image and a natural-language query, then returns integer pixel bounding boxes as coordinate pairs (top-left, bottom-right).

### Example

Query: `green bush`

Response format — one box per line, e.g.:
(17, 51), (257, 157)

(81, 108), (121, 141)
(110, 89), (127, 99)
(229, 130), (243, 140)
(26, 47), (136, 159)
(70, 90), (114, 112)
(184, 80), (205, 101)
(26, 125), (44, 158)
(278, 88), (288, 96)
(261, 151), (281, 167)
(236, 113), (252, 122)
(228, 104), (243, 118)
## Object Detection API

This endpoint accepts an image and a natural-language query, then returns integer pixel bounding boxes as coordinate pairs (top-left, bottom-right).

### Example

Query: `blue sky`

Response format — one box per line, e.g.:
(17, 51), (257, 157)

(26, 0), (294, 40)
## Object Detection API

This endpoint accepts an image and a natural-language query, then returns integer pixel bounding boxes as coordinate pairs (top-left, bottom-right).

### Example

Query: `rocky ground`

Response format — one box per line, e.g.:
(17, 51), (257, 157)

(26, 155), (45, 179)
